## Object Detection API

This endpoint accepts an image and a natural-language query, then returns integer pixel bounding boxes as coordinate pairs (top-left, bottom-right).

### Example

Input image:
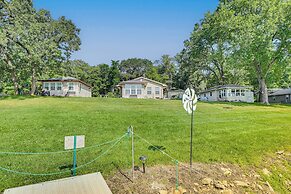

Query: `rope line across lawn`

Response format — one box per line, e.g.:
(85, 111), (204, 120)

(0, 134), (126, 176)
(0, 136), (124, 155)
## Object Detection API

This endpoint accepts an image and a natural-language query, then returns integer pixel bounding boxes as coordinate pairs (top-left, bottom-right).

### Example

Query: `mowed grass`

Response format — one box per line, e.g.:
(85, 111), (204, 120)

(0, 97), (290, 191)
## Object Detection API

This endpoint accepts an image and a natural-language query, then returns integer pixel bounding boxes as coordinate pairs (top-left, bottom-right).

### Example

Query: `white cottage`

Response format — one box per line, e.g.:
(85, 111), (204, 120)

(39, 77), (92, 97)
(198, 85), (254, 103)
(117, 77), (167, 99)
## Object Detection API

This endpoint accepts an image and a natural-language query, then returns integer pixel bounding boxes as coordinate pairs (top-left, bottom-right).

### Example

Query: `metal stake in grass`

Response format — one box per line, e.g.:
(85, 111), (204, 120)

(72, 135), (77, 176)
(182, 88), (197, 169)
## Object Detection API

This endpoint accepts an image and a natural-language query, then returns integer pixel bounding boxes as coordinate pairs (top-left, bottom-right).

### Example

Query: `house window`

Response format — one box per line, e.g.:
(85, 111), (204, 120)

(210, 92), (212, 96)
(221, 90), (226, 97)
(273, 96), (276, 101)
(44, 83), (49, 90)
(231, 89), (235, 96)
(236, 89), (240, 96)
(137, 84), (142, 95)
(241, 90), (245, 96)
(155, 87), (160, 95)
(125, 84), (130, 95)
(147, 87), (152, 95)
(204, 93), (206, 97)
(69, 83), (74, 91)
(50, 83), (55, 90)
(57, 83), (62, 90)
(130, 85), (136, 95)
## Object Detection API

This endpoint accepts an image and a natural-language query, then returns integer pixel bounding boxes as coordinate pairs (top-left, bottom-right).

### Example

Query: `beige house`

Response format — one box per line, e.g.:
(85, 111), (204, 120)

(117, 77), (167, 99)
(39, 77), (92, 97)
(198, 85), (254, 103)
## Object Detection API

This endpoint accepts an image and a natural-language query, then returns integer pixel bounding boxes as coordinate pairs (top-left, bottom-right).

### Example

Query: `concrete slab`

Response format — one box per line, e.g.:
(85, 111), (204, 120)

(4, 172), (112, 194)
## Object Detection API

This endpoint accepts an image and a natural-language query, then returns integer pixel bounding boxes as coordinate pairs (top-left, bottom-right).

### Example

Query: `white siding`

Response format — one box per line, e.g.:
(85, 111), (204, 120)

(121, 80), (164, 99)
(42, 81), (91, 97)
(200, 88), (254, 103)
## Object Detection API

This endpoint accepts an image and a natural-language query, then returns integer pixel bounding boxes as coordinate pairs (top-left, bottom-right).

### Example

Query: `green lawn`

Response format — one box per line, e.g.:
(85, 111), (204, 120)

(0, 97), (290, 192)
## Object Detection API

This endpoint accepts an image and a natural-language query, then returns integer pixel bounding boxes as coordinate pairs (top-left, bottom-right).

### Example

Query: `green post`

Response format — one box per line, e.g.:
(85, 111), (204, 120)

(73, 135), (77, 176)
(190, 99), (194, 168)
(175, 160), (179, 190)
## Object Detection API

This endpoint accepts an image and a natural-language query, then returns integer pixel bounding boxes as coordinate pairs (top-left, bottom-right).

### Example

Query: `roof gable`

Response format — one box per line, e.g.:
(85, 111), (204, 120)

(118, 77), (167, 88)
(132, 77), (167, 87)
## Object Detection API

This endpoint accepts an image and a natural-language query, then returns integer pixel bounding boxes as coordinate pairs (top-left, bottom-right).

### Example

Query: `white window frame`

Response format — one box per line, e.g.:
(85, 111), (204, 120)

(236, 89), (240, 96)
(136, 84), (142, 95)
(130, 85), (136, 95)
(147, 87), (152, 95)
(57, 82), (62, 91)
(155, 87), (160, 95)
(125, 84), (143, 95)
(50, 83), (56, 91)
(69, 82), (74, 91)
(231, 89), (235, 96)
(44, 83), (49, 90)
(125, 84), (130, 95)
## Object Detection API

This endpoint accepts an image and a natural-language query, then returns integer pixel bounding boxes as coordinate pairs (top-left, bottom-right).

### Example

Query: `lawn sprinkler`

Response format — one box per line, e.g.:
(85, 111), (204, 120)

(182, 88), (197, 169)
(139, 155), (147, 173)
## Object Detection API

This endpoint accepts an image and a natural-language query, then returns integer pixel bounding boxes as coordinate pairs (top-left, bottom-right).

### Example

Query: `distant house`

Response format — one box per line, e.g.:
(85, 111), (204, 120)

(166, 89), (184, 99)
(198, 85), (254, 103)
(117, 77), (167, 99)
(39, 77), (92, 97)
(268, 88), (291, 104)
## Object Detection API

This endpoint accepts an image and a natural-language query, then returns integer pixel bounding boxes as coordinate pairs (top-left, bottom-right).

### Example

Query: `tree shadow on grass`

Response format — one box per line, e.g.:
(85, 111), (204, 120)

(0, 95), (67, 101)
(202, 101), (291, 108)
(148, 145), (166, 151)
(0, 95), (41, 101)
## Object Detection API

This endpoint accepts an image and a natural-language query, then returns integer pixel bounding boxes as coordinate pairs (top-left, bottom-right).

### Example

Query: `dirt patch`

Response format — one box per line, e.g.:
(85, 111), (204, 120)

(107, 151), (291, 194)
(107, 163), (268, 194)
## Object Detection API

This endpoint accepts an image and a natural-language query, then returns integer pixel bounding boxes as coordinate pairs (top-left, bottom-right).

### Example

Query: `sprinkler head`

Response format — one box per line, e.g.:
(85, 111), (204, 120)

(139, 155), (147, 173)
(139, 155), (147, 163)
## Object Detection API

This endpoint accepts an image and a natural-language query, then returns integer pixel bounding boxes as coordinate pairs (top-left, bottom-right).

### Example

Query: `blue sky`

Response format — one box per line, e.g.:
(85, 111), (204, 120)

(34, 0), (219, 66)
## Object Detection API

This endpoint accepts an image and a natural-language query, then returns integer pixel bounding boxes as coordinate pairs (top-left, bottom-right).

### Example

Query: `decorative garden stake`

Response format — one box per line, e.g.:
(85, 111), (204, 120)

(182, 88), (197, 168)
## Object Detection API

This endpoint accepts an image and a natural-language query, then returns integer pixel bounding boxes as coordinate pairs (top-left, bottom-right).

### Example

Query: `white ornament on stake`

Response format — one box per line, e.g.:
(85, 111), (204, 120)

(182, 88), (197, 114)
(182, 88), (198, 169)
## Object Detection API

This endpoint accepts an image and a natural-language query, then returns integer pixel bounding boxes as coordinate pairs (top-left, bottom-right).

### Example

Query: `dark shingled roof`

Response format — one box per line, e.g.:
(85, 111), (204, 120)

(268, 88), (291, 96)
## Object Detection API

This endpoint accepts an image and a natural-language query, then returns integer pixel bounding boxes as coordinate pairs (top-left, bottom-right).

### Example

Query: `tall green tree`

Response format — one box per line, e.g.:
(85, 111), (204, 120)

(108, 60), (121, 93)
(214, 0), (291, 103)
(156, 55), (176, 89)
(119, 58), (161, 81)
(0, 0), (80, 95)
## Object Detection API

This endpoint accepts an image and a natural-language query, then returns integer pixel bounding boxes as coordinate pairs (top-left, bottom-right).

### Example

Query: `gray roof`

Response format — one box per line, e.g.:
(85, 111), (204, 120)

(39, 77), (91, 88)
(46, 77), (78, 81)
(199, 84), (251, 93)
(269, 88), (291, 96)
(117, 77), (167, 87)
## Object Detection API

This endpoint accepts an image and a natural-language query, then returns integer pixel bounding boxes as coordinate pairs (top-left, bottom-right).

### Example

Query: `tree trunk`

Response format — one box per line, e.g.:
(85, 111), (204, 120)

(258, 78), (269, 104)
(254, 62), (269, 104)
(30, 65), (37, 95)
